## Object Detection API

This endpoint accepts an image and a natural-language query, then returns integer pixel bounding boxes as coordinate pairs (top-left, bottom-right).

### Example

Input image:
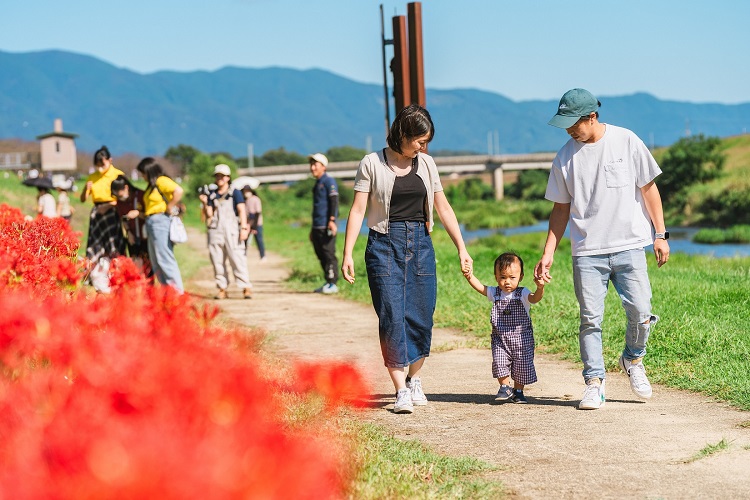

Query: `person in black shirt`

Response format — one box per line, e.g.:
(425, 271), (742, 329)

(309, 153), (339, 294)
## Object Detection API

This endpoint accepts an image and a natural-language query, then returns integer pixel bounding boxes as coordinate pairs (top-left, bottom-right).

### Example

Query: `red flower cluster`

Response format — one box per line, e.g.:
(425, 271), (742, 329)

(0, 203), (368, 498)
(0, 204), (82, 295)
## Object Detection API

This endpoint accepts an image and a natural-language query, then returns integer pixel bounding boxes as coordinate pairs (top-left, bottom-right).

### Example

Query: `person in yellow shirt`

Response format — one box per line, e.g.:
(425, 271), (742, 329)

(80, 145), (126, 293)
(137, 157), (185, 293)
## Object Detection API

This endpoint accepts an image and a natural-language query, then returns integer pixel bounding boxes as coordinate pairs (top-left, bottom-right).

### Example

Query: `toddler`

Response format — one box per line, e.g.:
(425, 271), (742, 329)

(465, 252), (546, 403)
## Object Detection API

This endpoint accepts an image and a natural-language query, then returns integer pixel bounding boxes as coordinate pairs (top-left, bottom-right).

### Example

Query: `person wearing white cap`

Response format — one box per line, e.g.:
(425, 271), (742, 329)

(534, 88), (670, 410)
(200, 163), (253, 299)
(308, 153), (339, 294)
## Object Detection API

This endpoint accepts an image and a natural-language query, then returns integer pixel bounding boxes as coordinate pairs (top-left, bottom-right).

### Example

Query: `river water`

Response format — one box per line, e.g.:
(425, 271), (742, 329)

(344, 219), (749, 258)
(462, 222), (750, 258)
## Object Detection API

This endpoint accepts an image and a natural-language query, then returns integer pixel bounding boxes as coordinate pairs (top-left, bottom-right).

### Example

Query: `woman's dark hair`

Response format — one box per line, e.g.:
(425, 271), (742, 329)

(93, 145), (111, 166)
(110, 174), (136, 197)
(386, 104), (435, 154)
(494, 252), (524, 276)
(136, 157), (170, 186)
(242, 186), (258, 197)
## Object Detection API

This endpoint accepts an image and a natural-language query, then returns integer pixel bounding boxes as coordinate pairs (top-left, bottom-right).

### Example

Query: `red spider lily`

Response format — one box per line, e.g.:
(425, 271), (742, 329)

(293, 361), (371, 409)
(0, 202), (366, 498)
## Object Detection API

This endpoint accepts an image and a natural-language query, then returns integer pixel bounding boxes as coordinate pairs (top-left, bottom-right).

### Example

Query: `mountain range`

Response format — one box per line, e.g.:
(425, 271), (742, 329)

(1, 49), (749, 157)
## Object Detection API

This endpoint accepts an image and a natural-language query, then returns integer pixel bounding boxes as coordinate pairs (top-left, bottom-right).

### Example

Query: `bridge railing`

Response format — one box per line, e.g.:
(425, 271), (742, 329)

(238, 152), (557, 200)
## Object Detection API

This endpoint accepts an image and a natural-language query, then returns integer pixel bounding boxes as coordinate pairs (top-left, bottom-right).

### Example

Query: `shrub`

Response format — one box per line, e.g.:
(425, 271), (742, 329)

(658, 134), (725, 205)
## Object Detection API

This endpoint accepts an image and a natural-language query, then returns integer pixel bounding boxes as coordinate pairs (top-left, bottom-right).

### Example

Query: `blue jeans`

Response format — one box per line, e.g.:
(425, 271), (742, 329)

(572, 249), (658, 382)
(366, 221), (437, 368)
(145, 213), (184, 293)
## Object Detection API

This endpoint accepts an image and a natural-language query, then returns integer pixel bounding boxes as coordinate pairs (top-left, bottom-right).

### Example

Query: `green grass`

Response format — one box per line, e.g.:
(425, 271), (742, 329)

(694, 225), (750, 244)
(682, 438), (730, 463)
(346, 422), (504, 499)
(264, 187), (750, 411)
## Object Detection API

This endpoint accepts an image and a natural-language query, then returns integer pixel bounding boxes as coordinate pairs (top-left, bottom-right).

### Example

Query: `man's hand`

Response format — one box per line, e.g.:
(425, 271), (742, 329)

(534, 254), (554, 284)
(653, 239), (670, 267)
(327, 220), (338, 237)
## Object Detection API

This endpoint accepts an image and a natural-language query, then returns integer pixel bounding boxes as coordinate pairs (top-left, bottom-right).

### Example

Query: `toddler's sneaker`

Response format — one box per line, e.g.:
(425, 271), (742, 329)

(510, 389), (528, 404)
(579, 378), (606, 410)
(406, 377), (428, 406)
(393, 388), (413, 414)
(619, 356), (653, 399)
(495, 384), (513, 401)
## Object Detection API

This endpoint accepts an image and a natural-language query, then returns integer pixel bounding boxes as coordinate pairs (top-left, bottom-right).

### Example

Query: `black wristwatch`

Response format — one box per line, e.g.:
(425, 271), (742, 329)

(654, 231), (669, 240)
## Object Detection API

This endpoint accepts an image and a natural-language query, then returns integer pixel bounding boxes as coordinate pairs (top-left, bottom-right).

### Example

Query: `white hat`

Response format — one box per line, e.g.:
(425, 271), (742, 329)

(213, 164), (231, 176)
(52, 178), (73, 190)
(308, 153), (328, 167)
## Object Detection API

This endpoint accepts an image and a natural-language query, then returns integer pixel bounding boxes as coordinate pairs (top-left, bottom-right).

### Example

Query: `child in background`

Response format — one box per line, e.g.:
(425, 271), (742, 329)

(465, 252), (546, 403)
(55, 180), (75, 222)
(37, 185), (57, 217)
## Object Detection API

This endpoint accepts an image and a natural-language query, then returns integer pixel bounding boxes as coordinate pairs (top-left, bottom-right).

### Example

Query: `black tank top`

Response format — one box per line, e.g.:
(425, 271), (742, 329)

(389, 162), (427, 222)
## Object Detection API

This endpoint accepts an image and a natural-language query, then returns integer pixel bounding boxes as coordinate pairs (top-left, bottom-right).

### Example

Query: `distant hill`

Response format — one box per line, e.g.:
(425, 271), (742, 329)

(1, 49), (749, 157)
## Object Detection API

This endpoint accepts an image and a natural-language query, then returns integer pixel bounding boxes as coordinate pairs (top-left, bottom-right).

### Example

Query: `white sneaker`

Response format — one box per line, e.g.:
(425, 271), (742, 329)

(321, 283), (339, 294)
(393, 388), (414, 414)
(579, 379), (606, 410)
(406, 377), (428, 406)
(619, 356), (652, 399)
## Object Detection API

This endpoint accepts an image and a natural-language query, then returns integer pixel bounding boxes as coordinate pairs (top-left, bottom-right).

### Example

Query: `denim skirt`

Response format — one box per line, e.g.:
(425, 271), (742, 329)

(365, 221), (437, 368)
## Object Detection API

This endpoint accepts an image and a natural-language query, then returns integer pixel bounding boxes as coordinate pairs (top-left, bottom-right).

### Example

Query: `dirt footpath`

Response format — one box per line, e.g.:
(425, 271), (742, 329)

(187, 246), (750, 500)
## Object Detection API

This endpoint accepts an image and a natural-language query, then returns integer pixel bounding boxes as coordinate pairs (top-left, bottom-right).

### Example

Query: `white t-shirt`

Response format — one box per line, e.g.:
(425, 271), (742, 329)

(486, 286), (532, 315)
(545, 124), (661, 256)
(38, 193), (56, 217)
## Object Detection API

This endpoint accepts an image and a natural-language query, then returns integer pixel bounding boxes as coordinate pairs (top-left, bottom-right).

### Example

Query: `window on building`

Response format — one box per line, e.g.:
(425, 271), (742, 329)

(55, 141), (60, 153)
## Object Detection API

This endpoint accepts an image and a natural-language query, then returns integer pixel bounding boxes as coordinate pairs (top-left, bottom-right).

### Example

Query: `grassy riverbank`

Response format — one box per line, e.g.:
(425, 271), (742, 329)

(262, 189), (750, 411)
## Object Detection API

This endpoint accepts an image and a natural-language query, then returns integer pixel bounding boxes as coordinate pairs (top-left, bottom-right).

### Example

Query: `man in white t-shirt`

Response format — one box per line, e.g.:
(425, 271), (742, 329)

(533, 88), (670, 410)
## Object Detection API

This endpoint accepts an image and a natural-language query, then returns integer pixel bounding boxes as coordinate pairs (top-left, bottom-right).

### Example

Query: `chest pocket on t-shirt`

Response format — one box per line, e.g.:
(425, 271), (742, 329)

(604, 159), (630, 188)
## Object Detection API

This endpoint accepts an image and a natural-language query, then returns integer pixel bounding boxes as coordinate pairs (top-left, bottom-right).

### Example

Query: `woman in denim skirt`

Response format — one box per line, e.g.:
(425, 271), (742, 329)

(342, 104), (473, 414)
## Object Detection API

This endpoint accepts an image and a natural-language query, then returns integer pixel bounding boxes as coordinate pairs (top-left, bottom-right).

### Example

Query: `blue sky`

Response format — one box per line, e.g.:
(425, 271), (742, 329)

(2, 0), (749, 104)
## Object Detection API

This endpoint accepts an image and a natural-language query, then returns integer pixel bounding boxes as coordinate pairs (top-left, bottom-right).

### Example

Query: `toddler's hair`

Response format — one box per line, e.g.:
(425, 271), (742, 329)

(494, 252), (524, 275)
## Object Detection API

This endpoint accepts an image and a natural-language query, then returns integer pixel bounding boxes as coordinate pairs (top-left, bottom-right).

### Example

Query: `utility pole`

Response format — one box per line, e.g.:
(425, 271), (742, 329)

(380, 4), (392, 137)
(407, 2), (425, 107)
(380, 2), (426, 132)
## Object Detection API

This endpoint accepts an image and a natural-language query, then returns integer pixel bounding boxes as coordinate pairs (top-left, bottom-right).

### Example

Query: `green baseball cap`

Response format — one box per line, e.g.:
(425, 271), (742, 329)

(548, 88), (601, 129)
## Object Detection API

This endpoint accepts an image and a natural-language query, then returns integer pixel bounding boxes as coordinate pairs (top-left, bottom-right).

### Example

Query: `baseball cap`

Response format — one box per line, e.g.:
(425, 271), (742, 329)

(213, 164), (231, 176)
(308, 153), (328, 167)
(548, 88), (601, 129)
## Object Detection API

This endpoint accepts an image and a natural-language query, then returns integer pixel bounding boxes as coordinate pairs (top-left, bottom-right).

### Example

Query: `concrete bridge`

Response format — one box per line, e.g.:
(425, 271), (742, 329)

(238, 152), (556, 200)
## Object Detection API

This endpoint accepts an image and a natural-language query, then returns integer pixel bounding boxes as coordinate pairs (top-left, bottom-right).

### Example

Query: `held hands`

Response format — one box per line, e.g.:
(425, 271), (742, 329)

(533, 255), (553, 285)
(459, 250), (473, 278)
(532, 275), (547, 288)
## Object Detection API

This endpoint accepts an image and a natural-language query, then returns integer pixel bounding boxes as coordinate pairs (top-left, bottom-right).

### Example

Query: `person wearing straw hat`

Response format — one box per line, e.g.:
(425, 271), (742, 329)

(534, 88), (670, 410)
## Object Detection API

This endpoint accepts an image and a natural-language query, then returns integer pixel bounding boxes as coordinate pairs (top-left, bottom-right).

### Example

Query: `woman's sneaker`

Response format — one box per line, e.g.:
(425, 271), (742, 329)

(406, 377), (428, 406)
(393, 388), (414, 414)
(579, 379), (606, 410)
(619, 356), (653, 399)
